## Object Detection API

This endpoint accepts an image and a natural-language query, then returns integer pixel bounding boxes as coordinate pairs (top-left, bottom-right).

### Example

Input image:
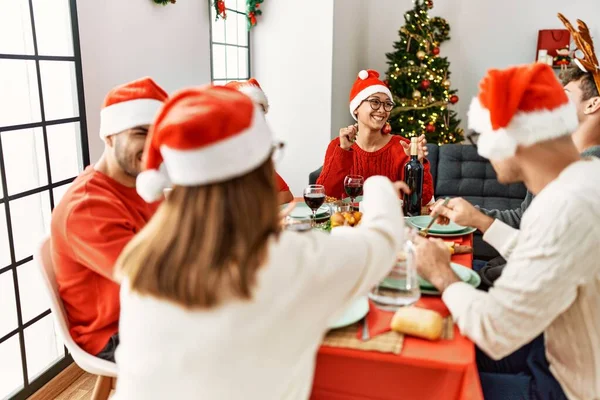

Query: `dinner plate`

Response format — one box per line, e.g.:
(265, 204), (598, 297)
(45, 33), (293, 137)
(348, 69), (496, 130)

(421, 269), (481, 296)
(328, 296), (369, 329)
(380, 263), (480, 295)
(283, 202), (329, 219)
(405, 216), (468, 234)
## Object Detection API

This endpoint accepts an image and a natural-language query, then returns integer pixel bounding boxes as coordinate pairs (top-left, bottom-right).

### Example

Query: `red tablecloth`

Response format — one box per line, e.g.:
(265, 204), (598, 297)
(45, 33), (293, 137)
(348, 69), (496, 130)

(311, 234), (484, 400)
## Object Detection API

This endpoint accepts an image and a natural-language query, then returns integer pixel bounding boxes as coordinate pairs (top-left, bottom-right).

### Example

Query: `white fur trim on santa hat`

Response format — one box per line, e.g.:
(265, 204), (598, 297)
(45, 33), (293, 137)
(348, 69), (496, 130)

(468, 97), (578, 160)
(237, 85), (269, 114)
(99, 99), (163, 139)
(136, 163), (171, 203)
(349, 85), (393, 121)
(358, 70), (369, 80)
(161, 104), (273, 186)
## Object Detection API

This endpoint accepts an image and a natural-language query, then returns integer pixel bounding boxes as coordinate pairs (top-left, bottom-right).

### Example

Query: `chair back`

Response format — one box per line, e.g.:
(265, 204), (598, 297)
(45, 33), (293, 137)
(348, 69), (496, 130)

(36, 238), (117, 377)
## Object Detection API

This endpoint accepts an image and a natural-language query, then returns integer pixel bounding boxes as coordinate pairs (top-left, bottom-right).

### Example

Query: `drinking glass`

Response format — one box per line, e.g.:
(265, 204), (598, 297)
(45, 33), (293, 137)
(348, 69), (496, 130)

(344, 175), (364, 207)
(369, 227), (421, 310)
(303, 184), (326, 226)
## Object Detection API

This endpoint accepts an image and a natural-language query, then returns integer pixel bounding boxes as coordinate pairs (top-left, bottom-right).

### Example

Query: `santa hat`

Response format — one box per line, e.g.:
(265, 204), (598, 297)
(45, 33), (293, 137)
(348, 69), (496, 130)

(136, 85), (273, 202)
(225, 78), (269, 114)
(349, 69), (393, 120)
(99, 77), (168, 139)
(468, 63), (578, 160)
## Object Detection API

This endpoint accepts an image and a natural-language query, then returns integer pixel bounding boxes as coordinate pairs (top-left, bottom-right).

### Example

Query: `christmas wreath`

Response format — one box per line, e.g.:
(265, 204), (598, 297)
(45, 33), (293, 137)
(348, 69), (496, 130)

(213, 0), (265, 28)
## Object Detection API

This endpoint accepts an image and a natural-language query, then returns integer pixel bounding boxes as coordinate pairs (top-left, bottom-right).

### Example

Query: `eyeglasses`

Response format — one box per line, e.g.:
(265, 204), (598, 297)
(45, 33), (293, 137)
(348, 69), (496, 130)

(363, 98), (395, 112)
(465, 131), (480, 149)
(272, 141), (285, 163)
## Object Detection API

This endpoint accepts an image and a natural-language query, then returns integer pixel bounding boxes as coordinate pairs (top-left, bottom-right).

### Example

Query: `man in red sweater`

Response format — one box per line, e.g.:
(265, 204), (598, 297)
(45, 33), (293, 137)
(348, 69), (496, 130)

(225, 79), (294, 204)
(317, 70), (434, 204)
(51, 77), (168, 362)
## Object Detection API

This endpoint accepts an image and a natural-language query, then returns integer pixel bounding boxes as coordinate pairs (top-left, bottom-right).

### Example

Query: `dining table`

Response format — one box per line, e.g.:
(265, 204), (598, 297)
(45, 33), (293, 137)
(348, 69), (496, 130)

(309, 227), (483, 400)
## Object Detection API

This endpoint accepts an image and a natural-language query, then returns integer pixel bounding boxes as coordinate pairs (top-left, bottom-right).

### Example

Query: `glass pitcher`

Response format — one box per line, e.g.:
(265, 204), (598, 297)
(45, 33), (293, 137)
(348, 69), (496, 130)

(368, 227), (421, 310)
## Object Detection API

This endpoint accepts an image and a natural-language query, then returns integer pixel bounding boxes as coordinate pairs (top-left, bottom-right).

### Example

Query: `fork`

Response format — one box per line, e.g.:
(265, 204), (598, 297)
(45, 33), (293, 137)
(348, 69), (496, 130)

(418, 197), (450, 237)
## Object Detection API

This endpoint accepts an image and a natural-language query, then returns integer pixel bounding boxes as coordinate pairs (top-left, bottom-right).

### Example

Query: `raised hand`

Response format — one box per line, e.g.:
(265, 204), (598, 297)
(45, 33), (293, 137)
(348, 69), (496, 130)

(339, 124), (358, 150)
(400, 134), (429, 162)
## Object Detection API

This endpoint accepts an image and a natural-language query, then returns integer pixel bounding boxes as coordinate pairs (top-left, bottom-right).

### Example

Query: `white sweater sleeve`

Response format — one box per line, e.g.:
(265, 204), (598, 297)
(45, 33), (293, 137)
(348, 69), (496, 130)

(482, 219), (520, 259)
(442, 202), (590, 360)
(308, 176), (404, 301)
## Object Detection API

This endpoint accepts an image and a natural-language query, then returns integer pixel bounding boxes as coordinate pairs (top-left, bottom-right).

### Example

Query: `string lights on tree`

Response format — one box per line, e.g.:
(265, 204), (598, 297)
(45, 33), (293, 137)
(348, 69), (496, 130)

(384, 0), (463, 145)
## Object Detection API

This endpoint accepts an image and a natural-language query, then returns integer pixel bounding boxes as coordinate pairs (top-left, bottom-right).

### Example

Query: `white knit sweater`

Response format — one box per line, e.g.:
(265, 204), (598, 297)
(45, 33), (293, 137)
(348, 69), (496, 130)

(443, 158), (600, 400)
(112, 176), (404, 400)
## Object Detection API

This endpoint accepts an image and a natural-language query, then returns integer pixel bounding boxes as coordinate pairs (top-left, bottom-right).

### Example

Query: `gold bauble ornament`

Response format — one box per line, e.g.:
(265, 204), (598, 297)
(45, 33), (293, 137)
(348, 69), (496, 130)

(416, 50), (426, 60)
(443, 79), (451, 88)
(412, 90), (422, 99)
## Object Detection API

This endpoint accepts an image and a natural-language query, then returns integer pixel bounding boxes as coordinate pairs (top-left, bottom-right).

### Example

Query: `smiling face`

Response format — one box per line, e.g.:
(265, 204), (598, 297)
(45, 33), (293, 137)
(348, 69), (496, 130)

(354, 93), (392, 131)
(109, 125), (150, 178)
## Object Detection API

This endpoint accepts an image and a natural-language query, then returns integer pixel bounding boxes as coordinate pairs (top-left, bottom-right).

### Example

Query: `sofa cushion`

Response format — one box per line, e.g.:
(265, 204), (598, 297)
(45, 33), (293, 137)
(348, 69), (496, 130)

(434, 144), (527, 208)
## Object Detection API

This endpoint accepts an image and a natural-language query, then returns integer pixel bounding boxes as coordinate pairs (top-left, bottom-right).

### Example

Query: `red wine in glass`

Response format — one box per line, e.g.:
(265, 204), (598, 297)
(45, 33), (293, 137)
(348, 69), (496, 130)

(304, 193), (326, 210)
(344, 175), (364, 207)
(303, 184), (326, 226)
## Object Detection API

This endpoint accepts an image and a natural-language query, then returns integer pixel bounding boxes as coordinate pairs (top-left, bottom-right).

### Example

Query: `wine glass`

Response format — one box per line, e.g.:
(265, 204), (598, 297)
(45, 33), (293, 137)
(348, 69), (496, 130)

(303, 184), (326, 226)
(344, 175), (364, 207)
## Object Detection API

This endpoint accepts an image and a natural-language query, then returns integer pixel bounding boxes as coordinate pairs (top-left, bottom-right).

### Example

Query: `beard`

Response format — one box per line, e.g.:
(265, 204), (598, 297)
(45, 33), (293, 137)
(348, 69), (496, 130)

(114, 137), (142, 178)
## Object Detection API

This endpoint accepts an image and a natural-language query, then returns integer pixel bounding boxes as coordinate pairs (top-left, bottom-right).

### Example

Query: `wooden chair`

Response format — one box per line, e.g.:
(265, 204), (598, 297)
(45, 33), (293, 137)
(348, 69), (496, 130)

(36, 238), (118, 400)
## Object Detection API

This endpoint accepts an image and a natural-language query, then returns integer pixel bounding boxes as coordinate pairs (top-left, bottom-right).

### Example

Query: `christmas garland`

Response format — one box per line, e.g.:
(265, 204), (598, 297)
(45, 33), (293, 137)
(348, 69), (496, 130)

(213, 0), (265, 29)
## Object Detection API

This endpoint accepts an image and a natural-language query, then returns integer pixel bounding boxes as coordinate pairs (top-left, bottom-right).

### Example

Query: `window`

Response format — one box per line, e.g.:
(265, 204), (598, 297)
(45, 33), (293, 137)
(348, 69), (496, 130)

(0, 0), (89, 399)
(209, 0), (251, 85)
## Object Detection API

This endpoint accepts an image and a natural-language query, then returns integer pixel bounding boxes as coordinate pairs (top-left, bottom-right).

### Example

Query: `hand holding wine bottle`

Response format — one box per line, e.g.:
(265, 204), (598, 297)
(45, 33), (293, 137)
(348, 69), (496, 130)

(400, 134), (429, 162)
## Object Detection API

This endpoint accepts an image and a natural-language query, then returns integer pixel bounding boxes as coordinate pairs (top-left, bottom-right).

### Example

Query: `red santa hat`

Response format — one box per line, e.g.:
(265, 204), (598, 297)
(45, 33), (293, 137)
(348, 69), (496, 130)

(225, 78), (269, 114)
(136, 85), (273, 202)
(349, 69), (393, 120)
(99, 77), (168, 139)
(468, 63), (578, 160)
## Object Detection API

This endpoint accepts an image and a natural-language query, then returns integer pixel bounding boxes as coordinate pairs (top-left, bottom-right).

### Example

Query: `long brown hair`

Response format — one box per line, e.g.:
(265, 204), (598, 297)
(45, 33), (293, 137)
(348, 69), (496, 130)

(118, 158), (281, 308)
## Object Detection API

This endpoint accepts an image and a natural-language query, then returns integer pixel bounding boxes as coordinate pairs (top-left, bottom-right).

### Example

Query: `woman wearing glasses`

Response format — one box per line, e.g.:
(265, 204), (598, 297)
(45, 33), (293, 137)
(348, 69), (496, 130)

(317, 70), (434, 204)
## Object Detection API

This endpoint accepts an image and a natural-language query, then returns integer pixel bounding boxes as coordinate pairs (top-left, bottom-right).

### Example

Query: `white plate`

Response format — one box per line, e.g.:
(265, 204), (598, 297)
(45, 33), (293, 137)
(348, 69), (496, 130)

(328, 296), (369, 329)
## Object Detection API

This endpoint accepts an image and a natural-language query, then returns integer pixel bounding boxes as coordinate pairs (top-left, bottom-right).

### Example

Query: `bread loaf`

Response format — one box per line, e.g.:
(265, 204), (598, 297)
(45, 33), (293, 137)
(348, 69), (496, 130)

(390, 306), (443, 340)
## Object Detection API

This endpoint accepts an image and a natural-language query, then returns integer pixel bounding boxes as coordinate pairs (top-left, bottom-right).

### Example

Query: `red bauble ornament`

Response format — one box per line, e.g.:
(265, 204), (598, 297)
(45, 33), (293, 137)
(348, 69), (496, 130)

(426, 123), (436, 133)
(450, 95), (459, 104)
(382, 122), (392, 134)
(432, 47), (440, 56)
(420, 79), (431, 89)
(427, 0), (434, 9)
(255, 2), (260, 7)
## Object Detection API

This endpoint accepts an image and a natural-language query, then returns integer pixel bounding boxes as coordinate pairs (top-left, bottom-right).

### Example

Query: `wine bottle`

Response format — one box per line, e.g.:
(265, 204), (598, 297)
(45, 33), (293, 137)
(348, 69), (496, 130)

(403, 137), (423, 217)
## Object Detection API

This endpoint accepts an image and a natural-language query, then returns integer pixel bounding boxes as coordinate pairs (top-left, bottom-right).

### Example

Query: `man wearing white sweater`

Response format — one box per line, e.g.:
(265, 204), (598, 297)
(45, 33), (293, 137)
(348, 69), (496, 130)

(415, 63), (600, 400)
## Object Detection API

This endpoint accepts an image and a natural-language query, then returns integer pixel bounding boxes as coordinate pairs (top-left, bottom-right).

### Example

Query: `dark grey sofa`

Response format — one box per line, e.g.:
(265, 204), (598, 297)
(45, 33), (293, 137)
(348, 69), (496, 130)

(308, 143), (527, 260)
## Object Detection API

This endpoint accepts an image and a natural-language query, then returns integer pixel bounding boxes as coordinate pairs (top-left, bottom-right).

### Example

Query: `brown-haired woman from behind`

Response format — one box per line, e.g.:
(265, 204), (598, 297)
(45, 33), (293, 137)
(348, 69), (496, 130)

(112, 85), (407, 400)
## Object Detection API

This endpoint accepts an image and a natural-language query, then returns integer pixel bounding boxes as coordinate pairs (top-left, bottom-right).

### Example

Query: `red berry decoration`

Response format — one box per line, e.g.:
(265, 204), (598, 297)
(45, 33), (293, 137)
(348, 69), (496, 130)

(432, 47), (440, 56)
(255, 2), (260, 7)
(420, 79), (431, 89)
(427, 0), (434, 9)
(450, 95), (459, 104)
(426, 123), (436, 133)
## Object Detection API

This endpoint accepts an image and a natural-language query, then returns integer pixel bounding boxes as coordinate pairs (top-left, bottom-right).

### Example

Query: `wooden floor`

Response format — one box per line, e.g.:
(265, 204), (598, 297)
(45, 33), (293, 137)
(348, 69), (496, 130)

(53, 372), (96, 400)
(53, 372), (114, 400)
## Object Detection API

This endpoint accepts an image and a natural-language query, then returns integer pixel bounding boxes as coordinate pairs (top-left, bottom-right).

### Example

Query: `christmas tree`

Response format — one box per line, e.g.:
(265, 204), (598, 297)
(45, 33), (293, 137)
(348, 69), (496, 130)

(385, 0), (463, 145)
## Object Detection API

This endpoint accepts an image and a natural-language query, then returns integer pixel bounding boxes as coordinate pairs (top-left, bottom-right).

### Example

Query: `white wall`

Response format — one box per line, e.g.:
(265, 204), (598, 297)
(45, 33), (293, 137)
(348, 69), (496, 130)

(77, 0), (212, 163)
(251, 0), (335, 195)
(331, 0), (368, 139)
(365, 0), (600, 131)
